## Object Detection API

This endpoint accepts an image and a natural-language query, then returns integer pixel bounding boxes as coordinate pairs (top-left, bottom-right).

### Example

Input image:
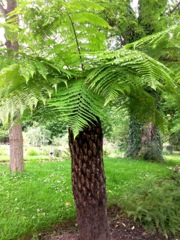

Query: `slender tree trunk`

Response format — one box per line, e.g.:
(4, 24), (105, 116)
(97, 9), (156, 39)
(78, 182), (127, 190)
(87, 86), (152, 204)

(5, 0), (24, 172)
(68, 120), (111, 240)
(125, 117), (164, 163)
(9, 123), (24, 172)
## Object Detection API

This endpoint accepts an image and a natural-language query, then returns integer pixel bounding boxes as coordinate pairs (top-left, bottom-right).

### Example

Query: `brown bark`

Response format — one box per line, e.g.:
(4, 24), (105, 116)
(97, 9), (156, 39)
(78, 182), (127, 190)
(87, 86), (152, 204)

(4, 0), (24, 172)
(9, 123), (24, 172)
(5, 0), (19, 51)
(69, 120), (111, 240)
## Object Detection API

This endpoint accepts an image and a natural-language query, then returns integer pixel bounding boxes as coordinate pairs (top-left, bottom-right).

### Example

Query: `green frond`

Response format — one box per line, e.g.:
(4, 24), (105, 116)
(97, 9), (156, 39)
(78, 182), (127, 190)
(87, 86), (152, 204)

(71, 12), (110, 28)
(65, 0), (104, 12)
(0, 90), (39, 124)
(126, 24), (179, 50)
(87, 49), (174, 95)
(13, 0), (109, 69)
(126, 24), (180, 62)
(48, 78), (105, 136)
(0, 53), (69, 123)
(85, 48), (174, 127)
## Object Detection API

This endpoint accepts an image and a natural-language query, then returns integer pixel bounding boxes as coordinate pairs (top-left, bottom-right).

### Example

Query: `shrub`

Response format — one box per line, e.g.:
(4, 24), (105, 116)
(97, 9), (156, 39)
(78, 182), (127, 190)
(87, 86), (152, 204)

(53, 148), (61, 157)
(26, 148), (39, 156)
(0, 146), (8, 156)
(121, 172), (180, 237)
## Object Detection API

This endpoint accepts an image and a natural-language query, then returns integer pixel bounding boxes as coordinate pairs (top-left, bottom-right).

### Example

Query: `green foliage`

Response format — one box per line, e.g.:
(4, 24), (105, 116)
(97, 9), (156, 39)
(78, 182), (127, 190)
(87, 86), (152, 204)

(0, 146), (8, 157)
(100, 0), (143, 44)
(0, 0), (110, 136)
(0, 0), (177, 138)
(24, 124), (51, 146)
(86, 48), (174, 128)
(48, 78), (105, 136)
(122, 173), (180, 236)
(88, 48), (173, 94)
(45, 120), (67, 139)
(101, 0), (179, 148)
(102, 107), (129, 150)
(0, 127), (8, 139)
(0, 53), (69, 124)
(13, 0), (110, 66)
(26, 148), (39, 157)
(126, 24), (180, 63)
(138, 0), (168, 35)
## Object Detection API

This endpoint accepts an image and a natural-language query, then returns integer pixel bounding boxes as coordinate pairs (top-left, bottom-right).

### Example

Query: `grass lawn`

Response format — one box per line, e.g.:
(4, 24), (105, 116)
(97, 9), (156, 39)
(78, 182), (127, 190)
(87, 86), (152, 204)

(0, 156), (179, 240)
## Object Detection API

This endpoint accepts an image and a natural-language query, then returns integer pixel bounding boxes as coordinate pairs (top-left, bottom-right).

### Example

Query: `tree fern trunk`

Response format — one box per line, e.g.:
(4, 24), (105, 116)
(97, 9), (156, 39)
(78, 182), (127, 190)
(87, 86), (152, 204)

(68, 120), (111, 240)
(5, 0), (24, 172)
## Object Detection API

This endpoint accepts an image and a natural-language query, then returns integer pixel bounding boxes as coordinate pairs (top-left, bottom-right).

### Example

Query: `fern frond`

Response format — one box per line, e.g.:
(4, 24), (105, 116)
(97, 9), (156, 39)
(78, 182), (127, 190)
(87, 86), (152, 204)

(71, 12), (110, 28)
(85, 48), (174, 126)
(126, 25), (178, 48)
(12, 0), (109, 69)
(48, 78), (105, 136)
(126, 24), (180, 62)
(65, 0), (104, 12)
(87, 49), (174, 94)
(0, 53), (69, 123)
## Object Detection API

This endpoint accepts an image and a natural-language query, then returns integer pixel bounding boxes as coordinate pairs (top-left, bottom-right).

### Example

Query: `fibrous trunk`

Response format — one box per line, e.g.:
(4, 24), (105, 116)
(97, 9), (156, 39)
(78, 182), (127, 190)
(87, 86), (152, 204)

(9, 123), (24, 172)
(125, 117), (164, 163)
(68, 120), (111, 240)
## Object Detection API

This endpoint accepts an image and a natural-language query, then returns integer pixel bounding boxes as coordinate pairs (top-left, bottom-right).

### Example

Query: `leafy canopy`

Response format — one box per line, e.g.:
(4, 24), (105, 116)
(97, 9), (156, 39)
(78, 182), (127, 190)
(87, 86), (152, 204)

(0, 0), (177, 135)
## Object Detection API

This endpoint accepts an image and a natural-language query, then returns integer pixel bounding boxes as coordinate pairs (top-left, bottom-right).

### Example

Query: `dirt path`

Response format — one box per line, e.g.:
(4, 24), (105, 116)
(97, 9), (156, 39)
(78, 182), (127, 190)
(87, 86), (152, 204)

(33, 205), (179, 240)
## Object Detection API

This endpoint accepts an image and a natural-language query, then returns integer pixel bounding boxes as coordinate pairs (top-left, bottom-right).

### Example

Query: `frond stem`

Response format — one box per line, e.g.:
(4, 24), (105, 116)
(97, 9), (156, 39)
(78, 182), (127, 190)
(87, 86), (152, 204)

(66, 11), (85, 71)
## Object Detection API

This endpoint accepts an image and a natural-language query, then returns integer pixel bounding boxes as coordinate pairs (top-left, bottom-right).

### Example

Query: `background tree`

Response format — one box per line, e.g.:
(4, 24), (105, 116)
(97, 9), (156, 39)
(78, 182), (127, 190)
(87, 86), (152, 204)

(127, 23), (180, 152)
(100, 0), (179, 162)
(0, 0), (24, 171)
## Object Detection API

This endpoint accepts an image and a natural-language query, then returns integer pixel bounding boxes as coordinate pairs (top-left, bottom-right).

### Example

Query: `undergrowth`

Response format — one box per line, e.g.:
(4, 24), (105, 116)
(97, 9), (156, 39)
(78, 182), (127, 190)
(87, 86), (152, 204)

(121, 172), (180, 237)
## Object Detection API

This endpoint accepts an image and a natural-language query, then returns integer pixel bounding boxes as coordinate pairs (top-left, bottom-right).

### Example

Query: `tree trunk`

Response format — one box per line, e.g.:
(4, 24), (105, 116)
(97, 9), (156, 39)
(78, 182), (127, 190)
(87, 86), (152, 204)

(9, 123), (24, 172)
(124, 116), (143, 158)
(68, 120), (111, 240)
(5, 0), (24, 172)
(125, 117), (164, 163)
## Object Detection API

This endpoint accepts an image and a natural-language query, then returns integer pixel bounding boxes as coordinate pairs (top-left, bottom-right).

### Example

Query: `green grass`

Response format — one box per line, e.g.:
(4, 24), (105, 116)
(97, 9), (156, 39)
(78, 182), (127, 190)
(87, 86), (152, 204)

(0, 161), (75, 240)
(0, 156), (179, 239)
(0, 156), (56, 162)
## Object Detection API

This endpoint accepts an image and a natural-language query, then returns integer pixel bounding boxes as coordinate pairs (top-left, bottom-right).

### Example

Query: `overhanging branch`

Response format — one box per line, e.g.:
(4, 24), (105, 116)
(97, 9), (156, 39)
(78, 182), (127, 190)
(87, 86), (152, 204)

(168, 1), (180, 15)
